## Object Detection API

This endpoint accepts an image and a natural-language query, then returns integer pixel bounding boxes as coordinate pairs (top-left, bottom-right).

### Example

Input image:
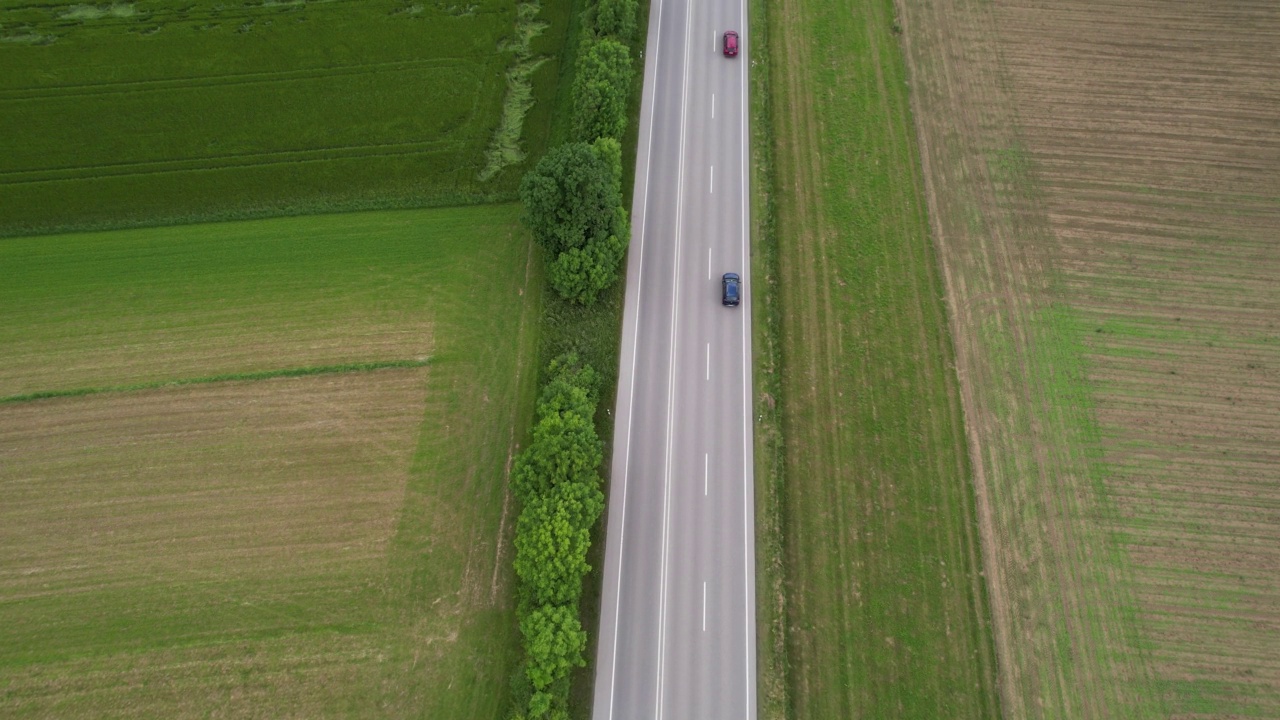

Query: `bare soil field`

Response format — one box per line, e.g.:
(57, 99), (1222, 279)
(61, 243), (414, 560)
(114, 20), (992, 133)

(898, 0), (1280, 716)
(0, 371), (427, 714)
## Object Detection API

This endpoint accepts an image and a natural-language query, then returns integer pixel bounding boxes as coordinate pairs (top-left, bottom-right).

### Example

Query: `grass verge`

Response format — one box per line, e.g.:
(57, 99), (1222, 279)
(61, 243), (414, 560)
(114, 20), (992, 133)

(746, 0), (790, 715)
(763, 0), (1001, 716)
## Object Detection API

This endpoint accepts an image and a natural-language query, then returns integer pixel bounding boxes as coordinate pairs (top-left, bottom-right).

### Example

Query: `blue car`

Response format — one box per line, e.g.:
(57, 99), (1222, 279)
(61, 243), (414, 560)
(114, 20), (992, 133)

(722, 272), (740, 306)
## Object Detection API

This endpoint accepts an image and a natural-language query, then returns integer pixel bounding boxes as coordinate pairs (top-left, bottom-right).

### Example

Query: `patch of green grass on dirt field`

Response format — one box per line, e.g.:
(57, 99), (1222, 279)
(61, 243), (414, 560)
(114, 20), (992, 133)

(761, 0), (1001, 716)
(0, 204), (545, 719)
(0, 204), (522, 396)
(0, 0), (571, 236)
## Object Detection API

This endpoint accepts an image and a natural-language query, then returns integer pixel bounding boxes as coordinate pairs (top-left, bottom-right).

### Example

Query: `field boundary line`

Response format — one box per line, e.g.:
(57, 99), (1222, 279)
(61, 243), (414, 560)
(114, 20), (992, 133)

(1, 359), (432, 405)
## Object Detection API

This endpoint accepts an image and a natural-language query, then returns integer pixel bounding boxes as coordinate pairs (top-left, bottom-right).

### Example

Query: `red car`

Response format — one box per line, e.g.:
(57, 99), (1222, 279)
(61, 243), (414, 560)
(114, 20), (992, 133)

(723, 30), (739, 57)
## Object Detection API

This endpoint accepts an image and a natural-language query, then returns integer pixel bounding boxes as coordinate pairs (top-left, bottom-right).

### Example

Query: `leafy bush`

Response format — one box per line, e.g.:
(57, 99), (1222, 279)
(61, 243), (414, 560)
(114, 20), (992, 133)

(540, 352), (600, 413)
(520, 142), (629, 305)
(591, 136), (624, 198)
(513, 481), (604, 609)
(517, 602), (586, 712)
(595, 0), (639, 42)
(507, 354), (604, 718)
(512, 409), (602, 500)
(547, 230), (627, 305)
(570, 38), (633, 142)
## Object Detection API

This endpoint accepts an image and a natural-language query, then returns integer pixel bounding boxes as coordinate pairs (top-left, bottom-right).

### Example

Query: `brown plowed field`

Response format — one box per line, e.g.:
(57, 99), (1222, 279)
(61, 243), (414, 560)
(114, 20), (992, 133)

(0, 372), (428, 714)
(898, 0), (1280, 717)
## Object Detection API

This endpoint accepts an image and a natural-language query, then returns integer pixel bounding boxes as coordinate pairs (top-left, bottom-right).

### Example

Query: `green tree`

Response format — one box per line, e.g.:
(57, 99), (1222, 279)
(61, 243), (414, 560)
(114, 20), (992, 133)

(511, 409), (603, 501)
(596, 0), (638, 42)
(551, 476), (605, 533)
(519, 142), (621, 257)
(547, 229), (627, 305)
(521, 604), (588, 692)
(571, 38), (633, 142)
(591, 136), (624, 198)
(541, 353), (600, 413)
(513, 481), (603, 608)
(537, 378), (595, 424)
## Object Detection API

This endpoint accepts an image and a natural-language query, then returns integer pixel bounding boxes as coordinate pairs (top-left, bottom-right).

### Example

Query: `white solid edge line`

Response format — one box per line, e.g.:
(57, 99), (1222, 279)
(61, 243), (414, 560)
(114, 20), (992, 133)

(739, 11), (753, 719)
(654, 0), (696, 714)
(605, 0), (667, 714)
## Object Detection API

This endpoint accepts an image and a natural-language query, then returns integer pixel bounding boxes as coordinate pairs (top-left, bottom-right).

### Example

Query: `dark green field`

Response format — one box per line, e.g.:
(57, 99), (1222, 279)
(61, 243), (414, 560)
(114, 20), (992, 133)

(0, 0), (569, 235)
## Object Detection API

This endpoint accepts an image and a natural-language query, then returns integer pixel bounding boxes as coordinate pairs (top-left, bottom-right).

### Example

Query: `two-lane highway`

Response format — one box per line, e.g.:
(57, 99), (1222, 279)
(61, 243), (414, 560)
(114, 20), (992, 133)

(592, 0), (754, 715)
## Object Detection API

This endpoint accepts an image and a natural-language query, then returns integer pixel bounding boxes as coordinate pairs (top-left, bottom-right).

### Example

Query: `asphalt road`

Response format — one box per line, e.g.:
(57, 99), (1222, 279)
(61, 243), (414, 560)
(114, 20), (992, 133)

(591, 0), (755, 715)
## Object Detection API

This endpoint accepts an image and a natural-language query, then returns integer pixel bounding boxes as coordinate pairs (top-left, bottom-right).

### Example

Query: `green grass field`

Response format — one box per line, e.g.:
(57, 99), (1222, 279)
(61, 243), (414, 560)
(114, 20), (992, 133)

(0, 0), (570, 236)
(758, 0), (1001, 716)
(0, 204), (529, 396)
(0, 204), (544, 718)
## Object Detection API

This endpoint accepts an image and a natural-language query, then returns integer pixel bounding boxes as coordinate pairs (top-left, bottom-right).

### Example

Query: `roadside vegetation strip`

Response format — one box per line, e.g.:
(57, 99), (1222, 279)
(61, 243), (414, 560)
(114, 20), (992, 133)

(0, 0), (572, 236)
(0, 359), (432, 405)
(744, 0), (789, 714)
(508, 355), (606, 720)
(768, 0), (1000, 717)
(519, 0), (637, 310)
(505, 0), (643, 715)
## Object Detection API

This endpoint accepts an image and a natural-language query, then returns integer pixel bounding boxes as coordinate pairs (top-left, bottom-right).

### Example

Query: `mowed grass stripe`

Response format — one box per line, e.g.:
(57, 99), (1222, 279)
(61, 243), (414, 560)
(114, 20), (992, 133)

(0, 359), (432, 405)
(768, 0), (999, 716)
